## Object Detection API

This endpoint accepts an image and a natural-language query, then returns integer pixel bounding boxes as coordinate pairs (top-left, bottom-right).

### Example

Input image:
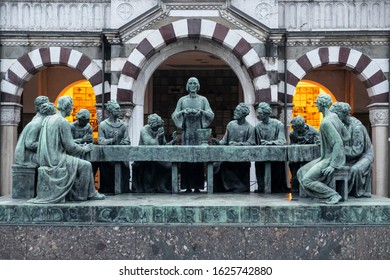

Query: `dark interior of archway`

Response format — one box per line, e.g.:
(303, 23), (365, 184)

(152, 69), (241, 141)
(152, 51), (242, 142)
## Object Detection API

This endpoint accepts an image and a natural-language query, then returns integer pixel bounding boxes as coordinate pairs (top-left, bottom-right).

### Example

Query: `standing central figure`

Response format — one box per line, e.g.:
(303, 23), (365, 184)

(172, 77), (214, 192)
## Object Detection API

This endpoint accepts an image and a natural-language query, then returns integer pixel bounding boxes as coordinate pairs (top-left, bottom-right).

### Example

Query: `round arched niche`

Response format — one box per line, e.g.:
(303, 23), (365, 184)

(128, 40), (259, 144)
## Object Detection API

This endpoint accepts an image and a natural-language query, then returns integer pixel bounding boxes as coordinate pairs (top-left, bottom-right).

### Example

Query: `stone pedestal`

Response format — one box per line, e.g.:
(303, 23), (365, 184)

(368, 103), (389, 197)
(12, 165), (36, 199)
(0, 102), (22, 196)
(1, 194), (390, 259)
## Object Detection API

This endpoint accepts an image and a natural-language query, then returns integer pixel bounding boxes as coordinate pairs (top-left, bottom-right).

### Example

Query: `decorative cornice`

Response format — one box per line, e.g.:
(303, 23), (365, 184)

(121, 11), (170, 43)
(165, 4), (224, 10)
(219, 9), (268, 42)
(0, 41), (101, 47)
(0, 36), (101, 47)
(120, 4), (271, 44)
(287, 40), (390, 47)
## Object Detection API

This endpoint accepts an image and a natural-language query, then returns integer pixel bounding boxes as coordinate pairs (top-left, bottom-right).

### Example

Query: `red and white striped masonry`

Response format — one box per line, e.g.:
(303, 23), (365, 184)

(280, 46), (388, 104)
(1, 47), (105, 102)
(116, 18), (270, 103)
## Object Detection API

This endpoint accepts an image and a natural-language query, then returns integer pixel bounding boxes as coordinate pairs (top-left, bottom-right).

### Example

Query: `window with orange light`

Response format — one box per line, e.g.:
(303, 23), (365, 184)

(55, 80), (98, 139)
(292, 80), (336, 130)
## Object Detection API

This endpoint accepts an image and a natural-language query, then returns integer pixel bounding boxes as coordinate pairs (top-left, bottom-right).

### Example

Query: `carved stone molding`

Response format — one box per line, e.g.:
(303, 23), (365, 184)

(287, 40), (389, 48)
(165, 4), (223, 11)
(118, 102), (135, 124)
(219, 9), (267, 42)
(1, 41), (101, 47)
(278, 1), (390, 31)
(0, 103), (22, 126)
(121, 11), (169, 43)
(116, 3), (134, 21)
(0, 2), (110, 32)
(368, 103), (389, 127)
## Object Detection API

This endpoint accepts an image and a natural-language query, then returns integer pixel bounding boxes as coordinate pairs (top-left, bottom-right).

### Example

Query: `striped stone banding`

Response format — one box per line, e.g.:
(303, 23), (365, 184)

(255, 88), (272, 103)
(282, 47), (389, 104)
(1, 47), (108, 98)
(117, 18), (269, 103)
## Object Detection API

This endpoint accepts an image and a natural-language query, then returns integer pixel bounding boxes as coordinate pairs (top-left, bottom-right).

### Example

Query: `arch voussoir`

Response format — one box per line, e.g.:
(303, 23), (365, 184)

(117, 18), (269, 103)
(283, 47), (389, 104)
(1, 47), (107, 98)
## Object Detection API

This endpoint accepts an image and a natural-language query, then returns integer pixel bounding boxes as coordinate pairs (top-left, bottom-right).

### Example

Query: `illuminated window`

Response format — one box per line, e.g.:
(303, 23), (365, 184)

(55, 80), (98, 139)
(292, 80), (336, 130)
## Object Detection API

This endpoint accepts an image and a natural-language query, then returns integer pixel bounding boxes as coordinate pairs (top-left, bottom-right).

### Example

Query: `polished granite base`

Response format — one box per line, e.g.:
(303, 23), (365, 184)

(1, 193), (390, 259)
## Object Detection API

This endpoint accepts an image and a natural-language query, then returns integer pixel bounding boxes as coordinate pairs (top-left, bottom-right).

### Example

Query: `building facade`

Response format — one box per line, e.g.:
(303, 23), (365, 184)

(0, 0), (389, 197)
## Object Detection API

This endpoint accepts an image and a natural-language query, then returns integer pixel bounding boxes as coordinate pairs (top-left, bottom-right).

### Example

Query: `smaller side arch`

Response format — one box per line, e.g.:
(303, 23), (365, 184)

(117, 18), (271, 103)
(280, 46), (388, 104)
(0, 47), (108, 102)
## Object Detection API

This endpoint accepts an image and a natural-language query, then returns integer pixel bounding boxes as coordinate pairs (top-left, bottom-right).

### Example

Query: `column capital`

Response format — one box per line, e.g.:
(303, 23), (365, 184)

(118, 102), (135, 125)
(368, 103), (389, 127)
(0, 102), (22, 126)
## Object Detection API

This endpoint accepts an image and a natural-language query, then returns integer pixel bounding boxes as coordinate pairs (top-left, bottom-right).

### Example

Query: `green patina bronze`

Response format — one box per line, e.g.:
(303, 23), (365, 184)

(297, 93), (350, 204)
(171, 77), (214, 192)
(255, 102), (288, 193)
(289, 116), (320, 197)
(212, 103), (255, 193)
(28, 96), (105, 204)
(12, 97), (55, 199)
(12, 80), (372, 206)
(97, 100), (131, 194)
(330, 102), (373, 198)
(132, 113), (177, 193)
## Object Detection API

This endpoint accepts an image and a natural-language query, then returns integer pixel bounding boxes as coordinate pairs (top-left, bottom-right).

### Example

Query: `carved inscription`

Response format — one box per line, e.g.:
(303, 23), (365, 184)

(2, 205), (390, 225)
(96, 206), (262, 224)
(98, 207), (148, 223)
(265, 207), (326, 224)
(0, 206), (90, 223)
(340, 206), (390, 224)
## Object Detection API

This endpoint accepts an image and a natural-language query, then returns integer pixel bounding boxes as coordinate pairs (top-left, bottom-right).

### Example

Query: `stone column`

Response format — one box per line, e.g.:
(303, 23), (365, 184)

(128, 103), (141, 146)
(0, 102), (22, 196)
(95, 103), (104, 124)
(279, 103), (294, 136)
(279, 103), (294, 188)
(368, 103), (389, 197)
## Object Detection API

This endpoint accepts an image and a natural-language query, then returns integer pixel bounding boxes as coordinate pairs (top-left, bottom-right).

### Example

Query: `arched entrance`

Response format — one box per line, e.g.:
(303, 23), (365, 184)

(284, 47), (388, 102)
(145, 50), (243, 141)
(285, 47), (389, 196)
(116, 18), (270, 144)
(0, 47), (106, 195)
(1, 47), (105, 100)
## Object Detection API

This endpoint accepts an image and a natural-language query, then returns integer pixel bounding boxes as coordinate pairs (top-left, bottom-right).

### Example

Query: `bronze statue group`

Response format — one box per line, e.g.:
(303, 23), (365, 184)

(14, 77), (373, 205)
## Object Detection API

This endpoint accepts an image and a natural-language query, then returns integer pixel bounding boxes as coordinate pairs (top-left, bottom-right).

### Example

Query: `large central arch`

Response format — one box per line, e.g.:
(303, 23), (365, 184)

(117, 18), (270, 104)
(116, 18), (270, 143)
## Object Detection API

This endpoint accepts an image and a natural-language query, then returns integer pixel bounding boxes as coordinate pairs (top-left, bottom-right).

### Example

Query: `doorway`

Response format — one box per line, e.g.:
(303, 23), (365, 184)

(145, 51), (243, 141)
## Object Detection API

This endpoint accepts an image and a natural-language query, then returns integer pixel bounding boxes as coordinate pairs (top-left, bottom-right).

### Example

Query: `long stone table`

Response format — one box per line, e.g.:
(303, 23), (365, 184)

(87, 144), (320, 194)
